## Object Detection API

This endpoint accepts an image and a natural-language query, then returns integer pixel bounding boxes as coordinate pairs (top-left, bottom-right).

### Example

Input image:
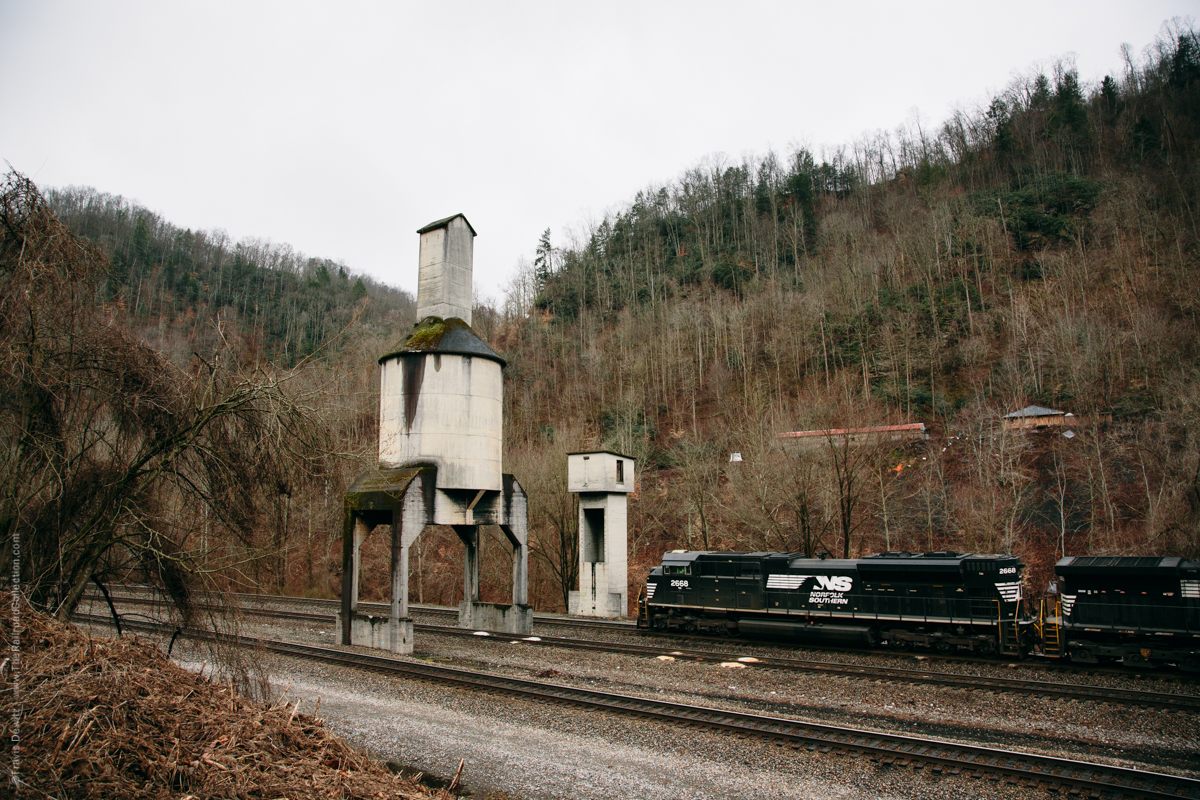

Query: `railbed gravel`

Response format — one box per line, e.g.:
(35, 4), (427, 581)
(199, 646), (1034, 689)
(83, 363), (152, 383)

(78, 599), (1200, 799)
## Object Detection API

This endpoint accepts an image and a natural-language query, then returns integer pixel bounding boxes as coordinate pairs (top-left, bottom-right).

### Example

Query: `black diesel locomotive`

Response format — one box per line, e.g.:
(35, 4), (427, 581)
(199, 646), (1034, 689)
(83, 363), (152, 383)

(1043, 555), (1200, 671)
(638, 549), (1200, 669)
(638, 550), (1028, 656)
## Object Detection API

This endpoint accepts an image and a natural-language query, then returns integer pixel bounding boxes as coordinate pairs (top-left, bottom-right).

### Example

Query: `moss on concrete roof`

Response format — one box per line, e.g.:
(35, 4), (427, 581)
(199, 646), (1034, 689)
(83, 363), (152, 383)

(378, 316), (505, 366)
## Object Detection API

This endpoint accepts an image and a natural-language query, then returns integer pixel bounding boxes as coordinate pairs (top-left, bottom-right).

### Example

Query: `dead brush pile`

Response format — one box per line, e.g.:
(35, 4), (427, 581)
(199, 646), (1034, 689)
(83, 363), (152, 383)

(1, 595), (439, 799)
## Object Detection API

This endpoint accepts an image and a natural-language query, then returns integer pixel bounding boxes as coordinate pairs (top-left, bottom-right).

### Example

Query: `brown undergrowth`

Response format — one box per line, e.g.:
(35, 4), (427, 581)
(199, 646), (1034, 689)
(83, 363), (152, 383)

(0, 594), (442, 799)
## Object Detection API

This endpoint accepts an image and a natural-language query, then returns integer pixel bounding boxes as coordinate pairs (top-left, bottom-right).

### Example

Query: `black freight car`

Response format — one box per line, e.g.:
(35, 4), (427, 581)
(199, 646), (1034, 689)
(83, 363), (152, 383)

(638, 550), (1029, 656)
(1043, 556), (1200, 671)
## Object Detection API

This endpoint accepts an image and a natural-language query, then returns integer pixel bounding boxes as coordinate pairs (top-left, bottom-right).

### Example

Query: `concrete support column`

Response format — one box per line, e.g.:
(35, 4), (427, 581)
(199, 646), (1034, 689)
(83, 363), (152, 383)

(351, 517), (370, 612)
(339, 510), (353, 645)
(385, 470), (431, 654)
(389, 517), (408, 621)
(455, 525), (480, 603)
(500, 478), (529, 606)
(341, 512), (373, 645)
(511, 539), (528, 605)
(389, 516), (414, 654)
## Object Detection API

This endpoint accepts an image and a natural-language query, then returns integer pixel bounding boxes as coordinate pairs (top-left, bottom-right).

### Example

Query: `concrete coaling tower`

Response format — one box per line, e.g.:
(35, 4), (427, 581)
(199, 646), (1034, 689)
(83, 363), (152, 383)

(337, 214), (533, 653)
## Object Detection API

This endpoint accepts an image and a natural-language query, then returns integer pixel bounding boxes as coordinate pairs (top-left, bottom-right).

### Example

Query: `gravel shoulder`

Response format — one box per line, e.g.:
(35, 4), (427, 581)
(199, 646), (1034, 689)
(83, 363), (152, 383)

(75, 600), (1200, 799)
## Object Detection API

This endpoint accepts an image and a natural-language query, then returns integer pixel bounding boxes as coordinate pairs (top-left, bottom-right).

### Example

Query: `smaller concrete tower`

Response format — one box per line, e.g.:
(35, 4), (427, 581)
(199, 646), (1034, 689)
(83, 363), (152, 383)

(567, 451), (635, 617)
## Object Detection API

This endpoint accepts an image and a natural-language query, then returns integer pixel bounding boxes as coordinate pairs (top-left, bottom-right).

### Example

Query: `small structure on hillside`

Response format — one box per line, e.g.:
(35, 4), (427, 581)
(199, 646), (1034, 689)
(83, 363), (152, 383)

(567, 451), (635, 618)
(1002, 406), (1113, 430)
(337, 214), (532, 654)
(1002, 405), (1070, 430)
(775, 423), (928, 451)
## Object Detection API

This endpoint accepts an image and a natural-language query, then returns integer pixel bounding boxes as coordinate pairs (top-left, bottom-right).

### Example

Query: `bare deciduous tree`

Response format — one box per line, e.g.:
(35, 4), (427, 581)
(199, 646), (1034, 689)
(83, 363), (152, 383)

(0, 171), (328, 622)
(508, 434), (581, 612)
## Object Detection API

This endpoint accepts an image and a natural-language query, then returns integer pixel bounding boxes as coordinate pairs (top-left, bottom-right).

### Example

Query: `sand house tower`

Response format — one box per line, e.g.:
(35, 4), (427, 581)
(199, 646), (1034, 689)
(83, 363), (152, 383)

(567, 451), (635, 617)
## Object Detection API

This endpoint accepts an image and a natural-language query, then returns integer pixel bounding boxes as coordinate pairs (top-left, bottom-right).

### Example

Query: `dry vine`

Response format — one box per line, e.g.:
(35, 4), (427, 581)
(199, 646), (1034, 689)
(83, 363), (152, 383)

(1, 594), (448, 799)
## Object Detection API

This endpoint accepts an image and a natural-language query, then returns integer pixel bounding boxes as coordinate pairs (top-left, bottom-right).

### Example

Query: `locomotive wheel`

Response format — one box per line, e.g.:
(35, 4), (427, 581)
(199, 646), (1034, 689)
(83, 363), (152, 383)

(890, 638), (908, 650)
(1124, 652), (1157, 669)
(935, 640), (952, 653)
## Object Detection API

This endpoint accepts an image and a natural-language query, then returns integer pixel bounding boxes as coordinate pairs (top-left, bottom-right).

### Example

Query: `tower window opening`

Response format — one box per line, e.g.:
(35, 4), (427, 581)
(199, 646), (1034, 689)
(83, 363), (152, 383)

(583, 508), (606, 562)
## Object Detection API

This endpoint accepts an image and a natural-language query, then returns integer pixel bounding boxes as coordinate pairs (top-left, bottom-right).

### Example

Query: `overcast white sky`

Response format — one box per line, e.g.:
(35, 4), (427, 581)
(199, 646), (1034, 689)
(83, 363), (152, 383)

(0, 2), (1193, 301)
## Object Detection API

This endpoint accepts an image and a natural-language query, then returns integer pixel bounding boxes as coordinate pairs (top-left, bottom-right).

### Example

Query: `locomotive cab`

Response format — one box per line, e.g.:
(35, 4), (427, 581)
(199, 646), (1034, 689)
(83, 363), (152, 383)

(641, 551), (767, 635)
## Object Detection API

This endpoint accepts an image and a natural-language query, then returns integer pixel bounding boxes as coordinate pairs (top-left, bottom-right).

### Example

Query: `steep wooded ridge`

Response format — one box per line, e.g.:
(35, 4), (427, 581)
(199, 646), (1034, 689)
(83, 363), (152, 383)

(499, 23), (1200, 599)
(7, 23), (1198, 617)
(46, 184), (417, 366)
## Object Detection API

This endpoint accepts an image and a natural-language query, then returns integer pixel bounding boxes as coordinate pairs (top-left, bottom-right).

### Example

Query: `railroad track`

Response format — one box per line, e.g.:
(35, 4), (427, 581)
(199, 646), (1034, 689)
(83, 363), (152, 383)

(90, 589), (636, 634)
(230, 592), (639, 632)
(98, 588), (1166, 674)
(73, 612), (1200, 800)
(175, 590), (1200, 675)
(81, 595), (1200, 712)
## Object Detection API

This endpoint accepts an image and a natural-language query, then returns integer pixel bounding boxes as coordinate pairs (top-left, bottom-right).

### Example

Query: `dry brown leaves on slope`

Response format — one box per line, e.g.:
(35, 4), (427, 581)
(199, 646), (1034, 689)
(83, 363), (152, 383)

(0, 595), (440, 799)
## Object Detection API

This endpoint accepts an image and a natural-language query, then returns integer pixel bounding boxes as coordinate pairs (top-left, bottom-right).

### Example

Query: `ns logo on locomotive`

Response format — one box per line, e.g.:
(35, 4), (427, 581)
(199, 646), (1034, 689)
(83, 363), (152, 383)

(638, 550), (1200, 671)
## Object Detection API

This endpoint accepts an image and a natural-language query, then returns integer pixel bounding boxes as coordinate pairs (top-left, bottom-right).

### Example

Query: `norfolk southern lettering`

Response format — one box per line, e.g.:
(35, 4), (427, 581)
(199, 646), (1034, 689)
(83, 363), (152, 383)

(639, 550), (1029, 656)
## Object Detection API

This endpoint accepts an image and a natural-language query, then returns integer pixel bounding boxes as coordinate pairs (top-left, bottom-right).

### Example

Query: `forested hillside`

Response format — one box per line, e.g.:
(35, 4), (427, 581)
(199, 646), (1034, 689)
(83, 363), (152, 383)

(5, 23), (1197, 618)
(46, 185), (416, 365)
(499, 22), (1200, 604)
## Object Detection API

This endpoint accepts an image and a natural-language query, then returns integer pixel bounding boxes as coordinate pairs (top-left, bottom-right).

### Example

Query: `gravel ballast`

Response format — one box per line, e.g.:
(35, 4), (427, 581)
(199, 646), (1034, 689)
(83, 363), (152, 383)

(76, 599), (1200, 799)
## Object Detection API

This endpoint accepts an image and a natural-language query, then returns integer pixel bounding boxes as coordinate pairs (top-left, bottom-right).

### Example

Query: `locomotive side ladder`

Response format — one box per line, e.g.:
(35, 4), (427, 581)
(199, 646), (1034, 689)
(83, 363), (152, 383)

(1038, 596), (1064, 658)
(999, 601), (1022, 656)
